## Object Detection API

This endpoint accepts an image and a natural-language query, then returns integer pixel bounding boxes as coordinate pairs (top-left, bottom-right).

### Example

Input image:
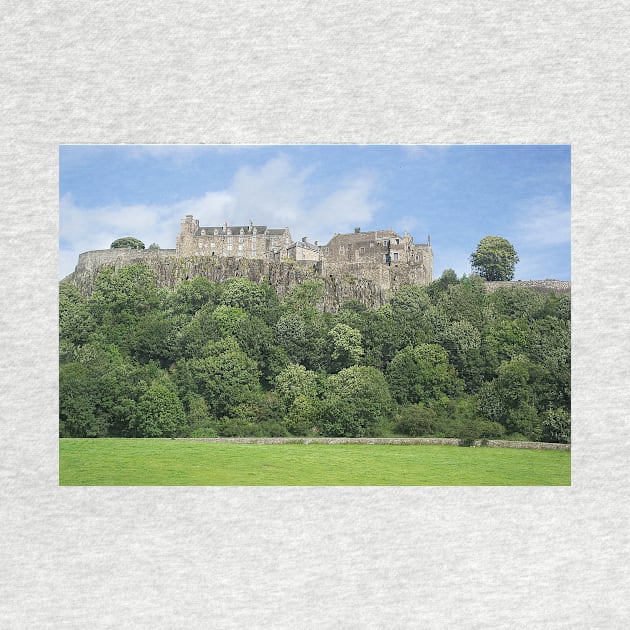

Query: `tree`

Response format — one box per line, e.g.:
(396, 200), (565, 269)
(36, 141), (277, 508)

(470, 236), (519, 281)
(328, 323), (363, 371)
(131, 379), (186, 437)
(320, 366), (394, 437)
(110, 236), (145, 249)
(385, 344), (462, 405)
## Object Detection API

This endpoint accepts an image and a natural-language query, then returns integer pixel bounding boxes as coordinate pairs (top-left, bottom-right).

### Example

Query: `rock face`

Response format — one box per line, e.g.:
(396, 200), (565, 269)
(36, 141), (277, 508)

(64, 249), (570, 312)
(64, 249), (392, 311)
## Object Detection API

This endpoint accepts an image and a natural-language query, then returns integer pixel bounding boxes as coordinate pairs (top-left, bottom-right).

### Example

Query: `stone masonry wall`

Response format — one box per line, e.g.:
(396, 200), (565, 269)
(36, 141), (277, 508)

(176, 437), (570, 450)
(483, 280), (571, 294)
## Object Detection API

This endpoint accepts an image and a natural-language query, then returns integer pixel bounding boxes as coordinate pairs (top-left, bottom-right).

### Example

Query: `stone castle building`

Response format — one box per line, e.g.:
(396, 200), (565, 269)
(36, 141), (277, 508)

(66, 214), (435, 309)
(175, 214), (433, 281)
(176, 215), (293, 260)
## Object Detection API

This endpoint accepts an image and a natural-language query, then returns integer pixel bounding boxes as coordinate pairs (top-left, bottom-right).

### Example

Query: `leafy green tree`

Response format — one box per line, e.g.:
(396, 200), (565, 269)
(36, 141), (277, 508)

(487, 286), (544, 320)
(110, 236), (145, 249)
(282, 279), (325, 315)
(385, 344), (462, 405)
(211, 304), (248, 336)
(275, 313), (308, 363)
(437, 274), (488, 329)
(284, 394), (320, 436)
(470, 236), (519, 281)
(478, 354), (543, 439)
(59, 282), (96, 346)
(131, 378), (186, 437)
(148, 242), (160, 250)
(274, 364), (318, 408)
(220, 277), (267, 315)
(395, 404), (439, 437)
(426, 268), (459, 300)
(59, 363), (102, 437)
(328, 323), (363, 371)
(89, 264), (160, 329)
(186, 337), (262, 418)
(320, 366), (394, 437)
(171, 276), (221, 315)
(541, 408), (571, 444)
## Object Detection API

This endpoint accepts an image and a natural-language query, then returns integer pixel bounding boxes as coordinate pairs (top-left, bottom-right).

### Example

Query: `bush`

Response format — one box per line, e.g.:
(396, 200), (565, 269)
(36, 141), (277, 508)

(541, 408), (571, 443)
(110, 236), (145, 249)
(395, 405), (438, 436)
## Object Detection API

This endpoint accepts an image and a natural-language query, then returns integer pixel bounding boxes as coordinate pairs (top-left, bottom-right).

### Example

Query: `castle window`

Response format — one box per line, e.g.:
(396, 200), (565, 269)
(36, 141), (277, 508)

(214, 229), (218, 236)
(340, 245), (344, 252)
(395, 239), (399, 245)
(393, 252), (399, 261)
(198, 242), (203, 248)
(383, 240), (387, 247)
(415, 255), (419, 261)
(227, 236), (233, 245)
(227, 244), (233, 251)
(201, 229), (206, 235)
(239, 237), (244, 243)
(359, 247), (365, 255)
(369, 242), (374, 248)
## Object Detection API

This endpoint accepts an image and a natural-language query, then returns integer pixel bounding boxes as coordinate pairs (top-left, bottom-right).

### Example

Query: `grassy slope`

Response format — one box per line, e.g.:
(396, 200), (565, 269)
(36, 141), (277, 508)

(59, 439), (570, 486)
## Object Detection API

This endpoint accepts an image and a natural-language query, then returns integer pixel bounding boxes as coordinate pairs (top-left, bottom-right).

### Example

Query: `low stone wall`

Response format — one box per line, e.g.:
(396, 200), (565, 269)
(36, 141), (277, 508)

(176, 437), (570, 450)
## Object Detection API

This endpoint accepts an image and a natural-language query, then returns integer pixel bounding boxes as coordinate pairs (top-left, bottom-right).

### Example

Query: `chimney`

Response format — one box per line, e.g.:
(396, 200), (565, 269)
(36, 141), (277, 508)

(302, 236), (307, 242)
(314, 241), (318, 246)
(354, 227), (360, 233)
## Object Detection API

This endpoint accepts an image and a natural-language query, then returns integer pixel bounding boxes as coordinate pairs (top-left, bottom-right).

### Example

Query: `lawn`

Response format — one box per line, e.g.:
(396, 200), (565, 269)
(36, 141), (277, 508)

(59, 439), (570, 486)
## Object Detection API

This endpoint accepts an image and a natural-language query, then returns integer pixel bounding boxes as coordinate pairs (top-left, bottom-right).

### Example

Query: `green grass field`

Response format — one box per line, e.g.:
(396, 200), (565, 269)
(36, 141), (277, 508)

(59, 439), (570, 486)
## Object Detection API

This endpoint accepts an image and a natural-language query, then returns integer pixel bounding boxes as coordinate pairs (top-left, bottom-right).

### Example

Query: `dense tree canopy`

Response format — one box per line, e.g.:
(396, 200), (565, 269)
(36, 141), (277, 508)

(470, 236), (519, 281)
(110, 236), (146, 249)
(59, 263), (570, 442)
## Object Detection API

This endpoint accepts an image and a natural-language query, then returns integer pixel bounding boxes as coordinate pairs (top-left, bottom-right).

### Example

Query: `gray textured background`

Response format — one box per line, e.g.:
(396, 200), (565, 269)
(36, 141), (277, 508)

(1, 2), (628, 628)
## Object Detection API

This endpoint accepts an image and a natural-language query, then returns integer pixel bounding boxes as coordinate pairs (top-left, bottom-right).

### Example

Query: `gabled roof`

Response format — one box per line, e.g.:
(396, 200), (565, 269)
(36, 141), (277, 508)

(196, 224), (268, 236)
(289, 240), (320, 252)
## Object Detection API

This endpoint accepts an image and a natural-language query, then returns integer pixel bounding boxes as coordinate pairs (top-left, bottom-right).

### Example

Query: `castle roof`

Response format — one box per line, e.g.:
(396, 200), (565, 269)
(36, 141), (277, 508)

(195, 224), (290, 237)
(323, 229), (400, 246)
(289, 240), (319, 252)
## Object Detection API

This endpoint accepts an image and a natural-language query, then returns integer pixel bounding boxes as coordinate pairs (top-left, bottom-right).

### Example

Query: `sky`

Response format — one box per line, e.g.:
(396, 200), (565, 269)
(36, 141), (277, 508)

(59, 144), (571, 281)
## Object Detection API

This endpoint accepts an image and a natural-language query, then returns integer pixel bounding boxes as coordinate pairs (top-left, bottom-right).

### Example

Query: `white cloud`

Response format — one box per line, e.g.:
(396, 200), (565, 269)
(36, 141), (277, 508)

(516, 196), (571, 246)
(59, 156), (381, 277)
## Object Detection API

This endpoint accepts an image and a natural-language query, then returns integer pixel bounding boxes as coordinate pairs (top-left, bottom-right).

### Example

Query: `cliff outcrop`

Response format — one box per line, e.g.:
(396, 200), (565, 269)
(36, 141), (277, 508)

(64, 248), (570, 312)
(64, 249), (391, 311)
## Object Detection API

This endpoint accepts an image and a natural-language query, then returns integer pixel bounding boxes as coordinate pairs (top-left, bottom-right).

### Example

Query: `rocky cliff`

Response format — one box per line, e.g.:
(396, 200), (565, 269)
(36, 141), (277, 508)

(64, 248), (570, 312)
(64, 249), (390, 311)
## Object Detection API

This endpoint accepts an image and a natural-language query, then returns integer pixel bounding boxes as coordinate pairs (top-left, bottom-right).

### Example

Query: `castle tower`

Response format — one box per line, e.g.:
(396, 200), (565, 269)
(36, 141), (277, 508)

(176, 214), (200, 256)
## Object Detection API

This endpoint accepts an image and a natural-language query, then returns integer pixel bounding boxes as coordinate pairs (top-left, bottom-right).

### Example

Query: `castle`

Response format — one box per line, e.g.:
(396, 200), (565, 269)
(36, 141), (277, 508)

(66, 215), (434, 310)
(66, 215), (570, 310)
(175, 214), (433, 280)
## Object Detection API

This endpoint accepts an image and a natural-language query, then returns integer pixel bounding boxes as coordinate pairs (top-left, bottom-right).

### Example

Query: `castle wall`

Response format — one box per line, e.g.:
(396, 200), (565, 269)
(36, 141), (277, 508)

(483, 280), (571, 294)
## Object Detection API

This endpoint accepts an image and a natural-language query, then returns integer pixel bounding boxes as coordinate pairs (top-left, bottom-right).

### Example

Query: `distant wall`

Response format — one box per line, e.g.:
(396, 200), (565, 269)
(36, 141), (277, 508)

(70, 248), (176, 275)
(483, 280), (570, 294)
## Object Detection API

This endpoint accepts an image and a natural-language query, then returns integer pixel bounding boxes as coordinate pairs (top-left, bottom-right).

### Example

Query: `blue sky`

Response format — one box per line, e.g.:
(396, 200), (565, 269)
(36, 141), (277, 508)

(59, 144), (571, 281)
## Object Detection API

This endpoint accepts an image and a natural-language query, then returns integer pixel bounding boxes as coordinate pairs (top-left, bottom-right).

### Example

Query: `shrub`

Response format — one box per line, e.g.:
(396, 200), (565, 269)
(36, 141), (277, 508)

(541, 408), (571, 443)
(395, 405), (439, 437)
